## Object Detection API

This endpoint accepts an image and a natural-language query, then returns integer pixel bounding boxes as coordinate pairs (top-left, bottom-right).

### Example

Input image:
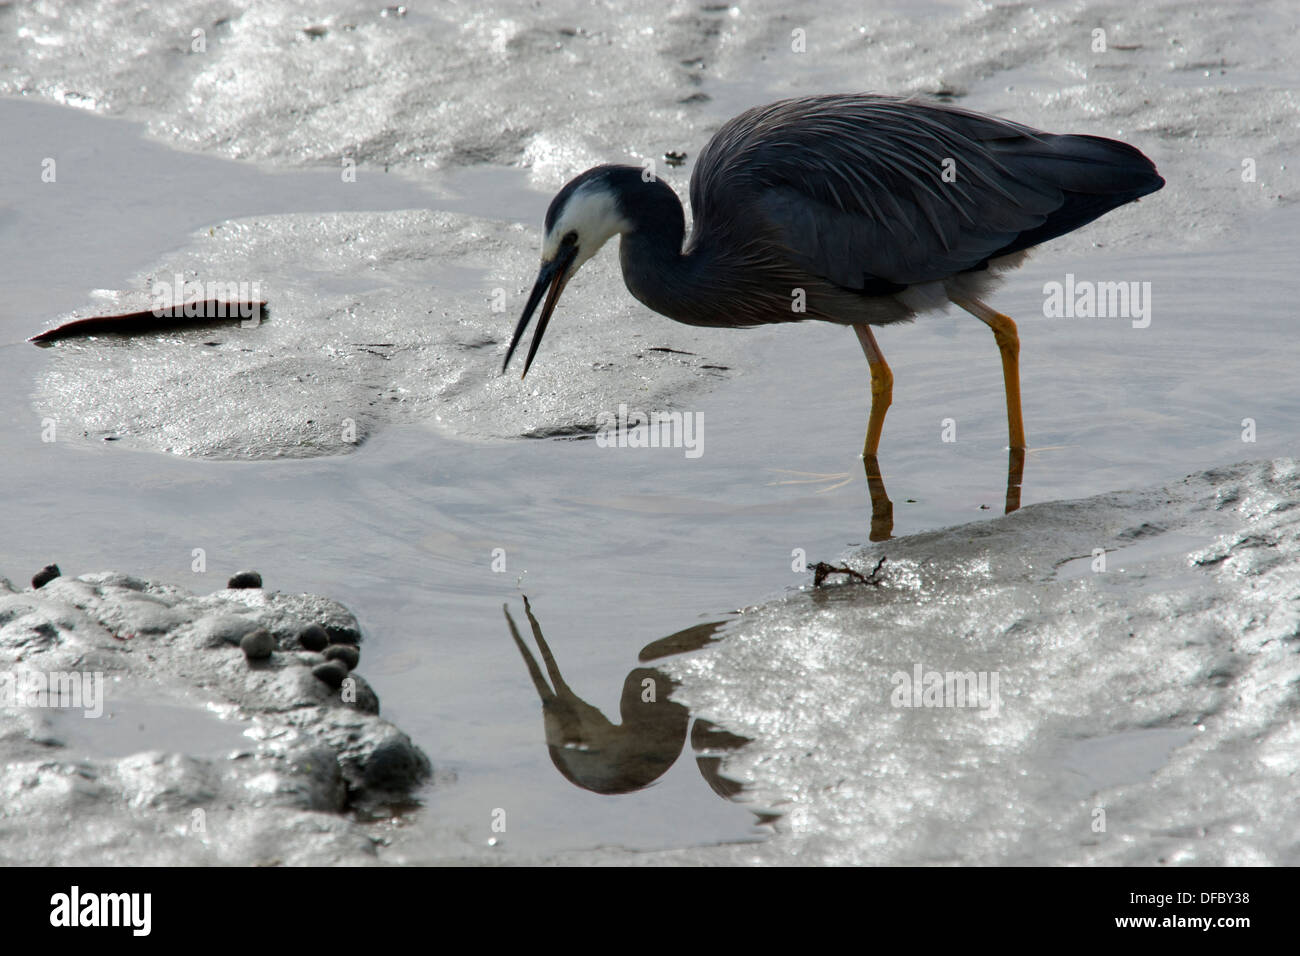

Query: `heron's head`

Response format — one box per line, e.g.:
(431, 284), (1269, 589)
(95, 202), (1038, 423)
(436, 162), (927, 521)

(502, 166), (633, 378)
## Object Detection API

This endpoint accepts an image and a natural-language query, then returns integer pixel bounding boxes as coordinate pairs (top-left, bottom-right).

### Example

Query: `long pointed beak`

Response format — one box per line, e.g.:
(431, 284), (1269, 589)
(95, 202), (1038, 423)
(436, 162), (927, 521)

(501, 247), (577, 379)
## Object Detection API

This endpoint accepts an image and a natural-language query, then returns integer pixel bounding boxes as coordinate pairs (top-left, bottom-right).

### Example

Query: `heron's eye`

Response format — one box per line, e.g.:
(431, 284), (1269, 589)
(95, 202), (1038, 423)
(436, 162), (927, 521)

(562, 231), (578, 246)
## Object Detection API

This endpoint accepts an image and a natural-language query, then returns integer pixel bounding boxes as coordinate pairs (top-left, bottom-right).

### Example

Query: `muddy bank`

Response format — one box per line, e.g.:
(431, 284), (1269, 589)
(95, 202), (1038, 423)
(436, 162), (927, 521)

(545, 459), (1300, 865)
(0, 569), (430, 865)
(30, 210), (740, 459)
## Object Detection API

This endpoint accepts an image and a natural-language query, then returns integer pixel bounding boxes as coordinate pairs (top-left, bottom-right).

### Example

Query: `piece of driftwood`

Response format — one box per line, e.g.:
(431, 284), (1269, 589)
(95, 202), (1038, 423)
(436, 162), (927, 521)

(29, 301), (267, 345)
(812, 556), (887, 588)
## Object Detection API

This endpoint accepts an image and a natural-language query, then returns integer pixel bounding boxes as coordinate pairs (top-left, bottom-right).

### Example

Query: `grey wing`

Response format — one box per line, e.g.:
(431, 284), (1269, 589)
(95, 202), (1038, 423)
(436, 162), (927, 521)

(689, 94), (1162, 289)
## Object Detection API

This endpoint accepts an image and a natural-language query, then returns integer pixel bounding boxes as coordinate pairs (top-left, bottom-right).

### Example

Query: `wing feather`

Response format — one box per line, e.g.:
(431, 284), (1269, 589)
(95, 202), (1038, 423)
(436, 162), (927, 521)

(688, 94), (1163, 290)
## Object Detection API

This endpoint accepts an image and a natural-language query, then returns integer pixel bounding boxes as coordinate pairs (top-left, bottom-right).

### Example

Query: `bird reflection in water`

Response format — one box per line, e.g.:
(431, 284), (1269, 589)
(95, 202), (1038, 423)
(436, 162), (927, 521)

(861, 444), (1025, 542)
(863, 454), (895, 543)
(502, 597), (755, 807)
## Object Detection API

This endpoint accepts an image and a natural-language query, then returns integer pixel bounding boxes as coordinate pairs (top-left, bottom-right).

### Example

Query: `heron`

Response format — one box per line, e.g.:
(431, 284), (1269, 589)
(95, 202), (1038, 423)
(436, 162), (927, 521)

(502, 93), (1163, 514)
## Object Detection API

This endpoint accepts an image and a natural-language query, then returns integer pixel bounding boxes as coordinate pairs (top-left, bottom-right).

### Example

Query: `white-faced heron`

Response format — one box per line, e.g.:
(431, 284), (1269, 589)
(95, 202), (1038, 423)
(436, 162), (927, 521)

(503, 93), (1164, 505)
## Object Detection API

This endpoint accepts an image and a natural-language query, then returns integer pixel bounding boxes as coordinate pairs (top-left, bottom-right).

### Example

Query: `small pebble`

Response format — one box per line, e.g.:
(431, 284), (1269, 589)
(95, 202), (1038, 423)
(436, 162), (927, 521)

(313, 661), (348, 689)
(298, 624), (329, 651)
(32, 564), (61, 589)
(323, 644), (360, 670)
(228, 570), (263, 589)
(240, 628), (274, 660)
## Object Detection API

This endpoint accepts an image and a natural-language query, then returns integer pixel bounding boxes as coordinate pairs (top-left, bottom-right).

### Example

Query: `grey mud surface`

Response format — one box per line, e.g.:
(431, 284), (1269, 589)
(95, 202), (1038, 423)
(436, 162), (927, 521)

(554, 459), (1300, 865)
(28, 212), (740, 459)
(17, 0), (1294, 459)
(6, 460), (1297, 865)
(0, 573), (430, 865)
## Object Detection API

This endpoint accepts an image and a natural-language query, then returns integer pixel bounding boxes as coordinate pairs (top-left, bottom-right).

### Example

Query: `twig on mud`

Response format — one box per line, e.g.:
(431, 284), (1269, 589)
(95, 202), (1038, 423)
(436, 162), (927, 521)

(812, 556), (887, 588)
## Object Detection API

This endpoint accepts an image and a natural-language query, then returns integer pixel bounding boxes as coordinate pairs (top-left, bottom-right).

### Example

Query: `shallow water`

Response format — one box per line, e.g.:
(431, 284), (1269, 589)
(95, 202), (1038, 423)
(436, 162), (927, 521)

(2, 0), (1298, 861)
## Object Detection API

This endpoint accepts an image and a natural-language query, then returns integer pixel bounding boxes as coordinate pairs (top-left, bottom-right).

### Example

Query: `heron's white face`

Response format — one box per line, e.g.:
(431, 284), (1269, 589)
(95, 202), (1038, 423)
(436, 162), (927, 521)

(503, 171), (640, 379)
(541, 182), (631, 273)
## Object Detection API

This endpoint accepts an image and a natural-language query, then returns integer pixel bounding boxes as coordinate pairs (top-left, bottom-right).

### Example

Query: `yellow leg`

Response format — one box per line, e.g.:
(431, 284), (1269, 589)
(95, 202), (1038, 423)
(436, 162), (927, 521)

(950, 296), (1027, 452)
(852, 324), (893, 458)
(1006, 446), (1025, 515)
(952, 295), (1027, 514)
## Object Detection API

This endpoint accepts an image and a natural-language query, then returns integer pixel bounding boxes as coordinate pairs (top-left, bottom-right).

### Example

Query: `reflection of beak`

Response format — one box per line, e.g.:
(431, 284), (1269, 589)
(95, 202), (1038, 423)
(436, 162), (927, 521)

(501, 244), (578, 379)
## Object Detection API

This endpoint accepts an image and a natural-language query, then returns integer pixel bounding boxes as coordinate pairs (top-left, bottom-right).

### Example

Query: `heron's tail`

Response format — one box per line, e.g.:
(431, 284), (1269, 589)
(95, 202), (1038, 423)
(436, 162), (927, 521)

(1031, 133), (1164, 196)
(988, 133), (1164, 259)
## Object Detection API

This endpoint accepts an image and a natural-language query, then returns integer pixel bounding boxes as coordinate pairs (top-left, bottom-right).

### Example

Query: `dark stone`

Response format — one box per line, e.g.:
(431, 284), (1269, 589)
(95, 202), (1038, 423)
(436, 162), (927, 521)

(227, 570), (263, 589)
(240, 628), (275, 660)
(362, 735), (431, 790)
(326, 625), (361, 646)
(32, 564), (61, 589)
(312, 661), (348, 689)
(323, 644), (359, 670)
(298, 624), (329, 651)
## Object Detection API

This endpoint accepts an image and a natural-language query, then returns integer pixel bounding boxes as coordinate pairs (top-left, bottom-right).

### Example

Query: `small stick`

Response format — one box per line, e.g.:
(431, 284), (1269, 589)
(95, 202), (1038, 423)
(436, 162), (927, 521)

(812, 556), (887, 588)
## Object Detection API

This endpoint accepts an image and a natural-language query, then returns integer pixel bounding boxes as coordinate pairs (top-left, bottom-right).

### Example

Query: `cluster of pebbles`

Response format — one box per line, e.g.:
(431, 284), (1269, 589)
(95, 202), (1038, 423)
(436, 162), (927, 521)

(228, 571), (362, 690)
(34, 563), (373, 699)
